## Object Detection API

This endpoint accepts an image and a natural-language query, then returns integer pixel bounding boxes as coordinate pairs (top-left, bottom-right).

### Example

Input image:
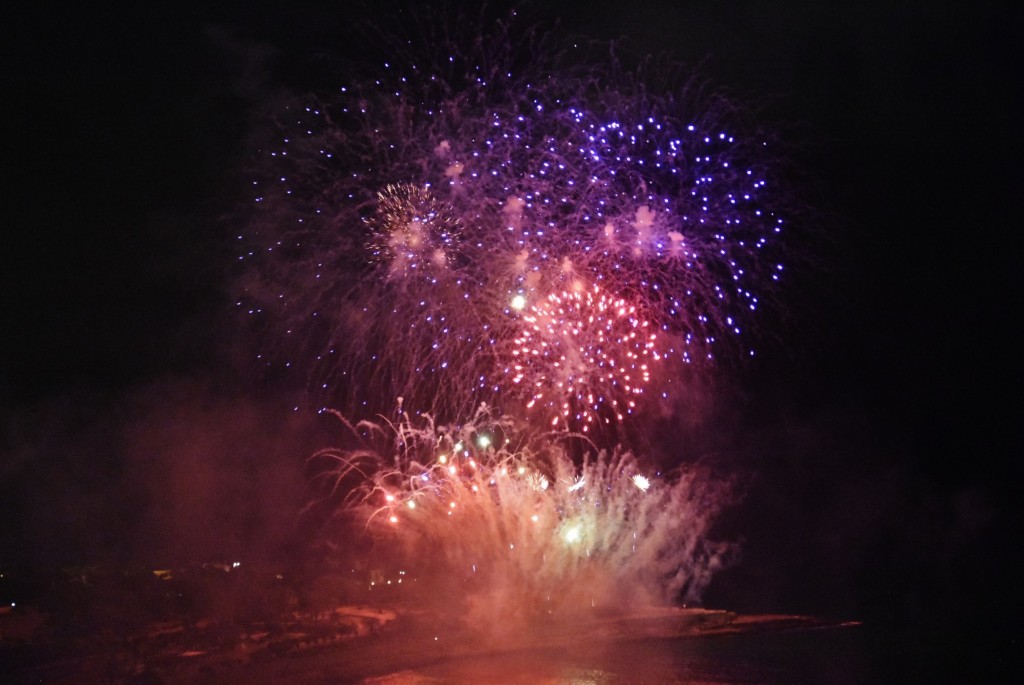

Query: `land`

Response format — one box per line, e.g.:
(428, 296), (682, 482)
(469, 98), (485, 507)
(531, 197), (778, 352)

(0, 564), (855, 684)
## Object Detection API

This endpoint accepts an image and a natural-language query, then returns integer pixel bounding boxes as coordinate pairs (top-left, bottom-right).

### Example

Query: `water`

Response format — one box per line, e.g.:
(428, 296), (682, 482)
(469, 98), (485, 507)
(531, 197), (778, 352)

(358, 628), (869, 684)
(357, 623), (1020, 684)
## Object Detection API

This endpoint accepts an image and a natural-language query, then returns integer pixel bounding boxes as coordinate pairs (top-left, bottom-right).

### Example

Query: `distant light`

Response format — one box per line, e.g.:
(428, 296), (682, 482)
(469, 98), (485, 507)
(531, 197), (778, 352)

(564, 525), (582, 544)
(476, 434), (492, 449)
(511, 294), (526, 310)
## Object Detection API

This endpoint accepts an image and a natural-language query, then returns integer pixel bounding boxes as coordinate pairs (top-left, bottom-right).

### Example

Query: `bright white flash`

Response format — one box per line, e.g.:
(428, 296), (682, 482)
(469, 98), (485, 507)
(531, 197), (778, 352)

(511, 294), (526, 311)
(632, 474), (651, 492)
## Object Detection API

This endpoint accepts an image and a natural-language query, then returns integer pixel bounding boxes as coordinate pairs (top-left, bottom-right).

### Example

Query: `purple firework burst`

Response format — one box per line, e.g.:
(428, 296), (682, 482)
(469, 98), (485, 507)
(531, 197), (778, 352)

(237, 16), (789, 432)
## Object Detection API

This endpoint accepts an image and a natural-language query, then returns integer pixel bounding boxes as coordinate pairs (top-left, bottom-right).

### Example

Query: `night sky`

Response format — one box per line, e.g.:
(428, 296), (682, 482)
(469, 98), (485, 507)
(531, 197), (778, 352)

(3, 0), (1021, 656)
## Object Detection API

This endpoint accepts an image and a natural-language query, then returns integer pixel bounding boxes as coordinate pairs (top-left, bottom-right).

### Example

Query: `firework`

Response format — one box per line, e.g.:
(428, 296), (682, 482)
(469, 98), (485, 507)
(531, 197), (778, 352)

(509, 282), (660, 431)
(308, 407), (734, 637)
(366, 183), (463, 280)
(237, 15), (789, 425)
(240, 14), (800, 628)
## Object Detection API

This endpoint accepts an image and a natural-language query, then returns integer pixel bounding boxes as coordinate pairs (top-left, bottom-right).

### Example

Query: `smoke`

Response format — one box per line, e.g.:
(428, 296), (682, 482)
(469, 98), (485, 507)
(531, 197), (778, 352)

(0, 377), (326, 567)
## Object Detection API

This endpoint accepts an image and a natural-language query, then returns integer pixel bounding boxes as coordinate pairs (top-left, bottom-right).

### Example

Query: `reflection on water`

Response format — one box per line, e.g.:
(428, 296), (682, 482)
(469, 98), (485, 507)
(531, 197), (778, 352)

(360, 628), (867, 684)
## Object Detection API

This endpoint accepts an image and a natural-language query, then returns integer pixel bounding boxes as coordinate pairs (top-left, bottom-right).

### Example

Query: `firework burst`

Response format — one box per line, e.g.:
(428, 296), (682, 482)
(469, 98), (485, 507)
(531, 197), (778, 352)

(367, 183), (462, 280)
(509, 282), (660, 431)
(237, 14), (790, 425)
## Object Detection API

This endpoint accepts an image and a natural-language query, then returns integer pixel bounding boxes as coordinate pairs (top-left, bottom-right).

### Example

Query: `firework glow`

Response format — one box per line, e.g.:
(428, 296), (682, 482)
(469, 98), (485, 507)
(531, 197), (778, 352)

(239, 11), (792, 638)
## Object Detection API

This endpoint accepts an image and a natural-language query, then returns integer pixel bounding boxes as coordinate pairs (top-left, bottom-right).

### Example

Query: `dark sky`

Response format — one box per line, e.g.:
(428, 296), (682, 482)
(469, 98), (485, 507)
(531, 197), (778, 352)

(2, 0), (1021, 640)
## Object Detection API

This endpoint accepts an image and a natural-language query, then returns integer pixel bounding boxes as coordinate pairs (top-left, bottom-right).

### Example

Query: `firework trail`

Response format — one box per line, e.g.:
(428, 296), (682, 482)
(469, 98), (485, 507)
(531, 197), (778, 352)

(237, 14), (789, 431)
